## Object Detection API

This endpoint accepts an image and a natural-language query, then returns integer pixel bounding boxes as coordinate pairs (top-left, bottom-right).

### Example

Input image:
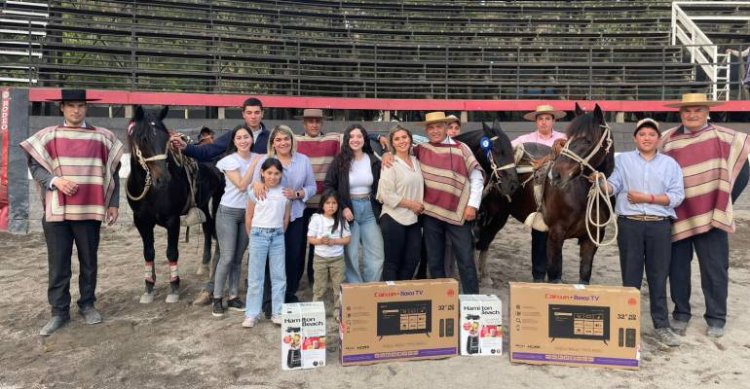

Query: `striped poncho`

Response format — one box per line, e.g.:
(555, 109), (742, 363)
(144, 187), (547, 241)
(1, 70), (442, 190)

(296, 132), (341, 207)
(415, 141), (480, 225)
(20, 125), (124, 222)
(661, 124), (750, 241)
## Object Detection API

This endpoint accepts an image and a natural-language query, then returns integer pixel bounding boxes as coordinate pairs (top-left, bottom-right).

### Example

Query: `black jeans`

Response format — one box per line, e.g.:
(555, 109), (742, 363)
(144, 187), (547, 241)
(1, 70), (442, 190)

(423, 215), (478, 293)
(531, 230), (563, 281)
(670, 228), (729, 328)
(617, 217), (672, 329)
(380, 214), (422, 281)
(42, 219), (102, 318)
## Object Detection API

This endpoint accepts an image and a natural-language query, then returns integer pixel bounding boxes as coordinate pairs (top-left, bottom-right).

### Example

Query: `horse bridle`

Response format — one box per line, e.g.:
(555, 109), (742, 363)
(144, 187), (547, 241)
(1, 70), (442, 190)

(482, 135), (517, 199)
(555, 123), (613, 178)
(126, 121), (171, 201)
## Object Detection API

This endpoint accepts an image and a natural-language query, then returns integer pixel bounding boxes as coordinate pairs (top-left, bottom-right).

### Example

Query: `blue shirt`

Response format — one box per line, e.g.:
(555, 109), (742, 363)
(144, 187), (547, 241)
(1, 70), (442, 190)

(252, 153), (316, 222)
(608, 151), (685, 218)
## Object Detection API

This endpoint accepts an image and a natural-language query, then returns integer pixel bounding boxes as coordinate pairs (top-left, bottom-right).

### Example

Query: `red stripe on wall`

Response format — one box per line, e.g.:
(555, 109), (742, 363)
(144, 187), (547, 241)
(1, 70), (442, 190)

(27, 88), (750, 112)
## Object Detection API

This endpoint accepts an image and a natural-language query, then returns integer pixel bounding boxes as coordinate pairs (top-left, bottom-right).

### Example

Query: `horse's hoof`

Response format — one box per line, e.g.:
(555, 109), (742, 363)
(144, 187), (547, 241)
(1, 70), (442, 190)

(165, 293), (180, 303)
(549, 278), (563, 284)
(577, 280), (590, 285)
(196, 264), (209, 276)
(140, 292), (155, 304)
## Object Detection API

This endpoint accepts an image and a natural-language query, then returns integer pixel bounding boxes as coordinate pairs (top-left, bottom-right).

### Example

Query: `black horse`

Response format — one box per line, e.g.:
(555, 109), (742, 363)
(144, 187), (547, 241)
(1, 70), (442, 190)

(126, 106), (223, 303)
(542, 103), (616, 284)
(430, 122), (520, 280)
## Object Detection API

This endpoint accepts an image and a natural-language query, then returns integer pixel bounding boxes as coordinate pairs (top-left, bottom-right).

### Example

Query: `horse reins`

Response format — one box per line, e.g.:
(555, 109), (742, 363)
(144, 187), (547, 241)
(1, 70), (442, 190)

(555, 123), (618, 247)
(126, 133), (170, 202)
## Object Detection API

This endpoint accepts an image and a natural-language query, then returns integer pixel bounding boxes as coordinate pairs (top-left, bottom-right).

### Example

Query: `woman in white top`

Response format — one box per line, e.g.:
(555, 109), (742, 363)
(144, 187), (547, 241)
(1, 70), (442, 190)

(377, 125), (425, 280)
(211, 127), (261, 317)
(324, 124), (385, 283)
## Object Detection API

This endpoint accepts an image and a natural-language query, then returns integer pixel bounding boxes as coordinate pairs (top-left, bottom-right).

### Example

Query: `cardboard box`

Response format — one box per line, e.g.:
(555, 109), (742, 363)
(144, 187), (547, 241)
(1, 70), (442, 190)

(281, 302), (326, 370)
(339, 279), (459, 366)
(459, 294), (503, 356)
(509, 282), (641, 370)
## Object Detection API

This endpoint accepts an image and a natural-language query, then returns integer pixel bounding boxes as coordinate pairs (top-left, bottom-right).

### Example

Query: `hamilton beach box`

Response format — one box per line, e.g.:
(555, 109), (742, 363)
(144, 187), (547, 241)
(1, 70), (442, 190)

(281, 302), (326, 370)
(339, 279), (459, 366)
(509, 282), (641, 370)
(459, 294), (503, 356)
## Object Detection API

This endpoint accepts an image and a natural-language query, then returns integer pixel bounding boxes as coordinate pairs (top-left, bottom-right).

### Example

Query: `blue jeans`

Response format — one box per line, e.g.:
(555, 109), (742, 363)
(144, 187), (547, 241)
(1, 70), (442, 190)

(213, 205), (248, 299)
(345, 198), (385, 283)
(245, 227), (286, 318)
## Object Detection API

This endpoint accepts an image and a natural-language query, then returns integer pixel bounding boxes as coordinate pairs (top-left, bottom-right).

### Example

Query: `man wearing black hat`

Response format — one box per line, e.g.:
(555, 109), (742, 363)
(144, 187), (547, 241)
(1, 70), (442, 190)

(594, 118), (684, 347)
(20, 89), (124, 336)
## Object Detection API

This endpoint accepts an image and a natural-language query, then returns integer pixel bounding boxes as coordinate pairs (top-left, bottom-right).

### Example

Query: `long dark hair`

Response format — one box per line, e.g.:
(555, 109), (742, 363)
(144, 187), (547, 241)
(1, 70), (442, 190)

(335, 124), (374, 172)
(259, 157), (283, 183)
(223, 126), (255, 157)
(318, 188), (348, 235)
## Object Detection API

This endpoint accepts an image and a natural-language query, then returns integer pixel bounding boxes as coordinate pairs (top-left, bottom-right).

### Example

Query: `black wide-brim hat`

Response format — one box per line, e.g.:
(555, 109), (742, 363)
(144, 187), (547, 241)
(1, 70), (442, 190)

(47, 89), (101, 102)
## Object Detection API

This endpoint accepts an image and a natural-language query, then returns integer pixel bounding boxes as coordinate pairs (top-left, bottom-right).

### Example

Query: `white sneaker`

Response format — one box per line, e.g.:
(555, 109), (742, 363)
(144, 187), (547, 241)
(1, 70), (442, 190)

(271, 314), (282, 325)
(242, 317), (256, 328)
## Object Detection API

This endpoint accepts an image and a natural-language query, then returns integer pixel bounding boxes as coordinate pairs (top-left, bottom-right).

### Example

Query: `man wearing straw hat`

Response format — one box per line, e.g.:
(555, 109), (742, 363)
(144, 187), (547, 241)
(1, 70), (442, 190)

(413, 111), (484, 293)
(20, 89), (124, 336)
(660, 93), (750, 338)
(511, 104), (567, 282)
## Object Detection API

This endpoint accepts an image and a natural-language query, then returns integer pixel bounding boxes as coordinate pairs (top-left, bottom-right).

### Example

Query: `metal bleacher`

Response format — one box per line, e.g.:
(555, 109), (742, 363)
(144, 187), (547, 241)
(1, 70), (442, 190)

(0, 0), (740, 100)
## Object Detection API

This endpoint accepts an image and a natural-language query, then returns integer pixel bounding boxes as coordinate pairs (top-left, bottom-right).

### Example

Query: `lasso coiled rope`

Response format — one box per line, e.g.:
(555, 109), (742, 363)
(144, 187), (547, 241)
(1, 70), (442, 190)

(556, 124), (618, 247)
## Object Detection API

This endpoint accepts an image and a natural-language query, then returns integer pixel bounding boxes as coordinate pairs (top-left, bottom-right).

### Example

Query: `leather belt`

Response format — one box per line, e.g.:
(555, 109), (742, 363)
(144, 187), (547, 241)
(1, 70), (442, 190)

(351, 193), (371, 200)
(621, 215), (668, 222)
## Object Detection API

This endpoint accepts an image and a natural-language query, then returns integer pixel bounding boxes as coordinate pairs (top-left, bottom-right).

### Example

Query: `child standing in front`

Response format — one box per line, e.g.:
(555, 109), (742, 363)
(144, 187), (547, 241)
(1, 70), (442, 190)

(243, 158), (290, 328)
(307, 189), (351, 319)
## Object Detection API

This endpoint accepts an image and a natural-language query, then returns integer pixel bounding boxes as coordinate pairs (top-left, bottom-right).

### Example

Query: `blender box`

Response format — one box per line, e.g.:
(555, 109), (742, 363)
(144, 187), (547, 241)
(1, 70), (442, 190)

(339, 279), (459, 366)
(459, 294), (503, 356)
(281, 302), (327, 370)
(509, 282), (641, 370)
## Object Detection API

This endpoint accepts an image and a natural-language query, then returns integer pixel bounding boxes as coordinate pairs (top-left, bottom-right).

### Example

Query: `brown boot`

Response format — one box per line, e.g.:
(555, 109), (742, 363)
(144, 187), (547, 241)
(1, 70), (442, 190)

(192, 290), (212, 306)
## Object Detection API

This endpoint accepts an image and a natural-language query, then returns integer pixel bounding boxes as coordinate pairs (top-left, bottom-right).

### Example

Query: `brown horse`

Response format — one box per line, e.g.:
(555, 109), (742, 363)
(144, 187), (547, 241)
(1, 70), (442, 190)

(474, 142), (553, 279)
(541, 103), (615, 284)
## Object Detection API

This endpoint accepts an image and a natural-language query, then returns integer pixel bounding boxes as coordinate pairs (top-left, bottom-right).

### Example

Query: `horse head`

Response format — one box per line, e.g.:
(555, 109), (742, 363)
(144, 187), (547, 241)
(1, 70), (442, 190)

(128, 105), (172, 188)
(456, 122), (519, 199)
(548, 103), (614, 188)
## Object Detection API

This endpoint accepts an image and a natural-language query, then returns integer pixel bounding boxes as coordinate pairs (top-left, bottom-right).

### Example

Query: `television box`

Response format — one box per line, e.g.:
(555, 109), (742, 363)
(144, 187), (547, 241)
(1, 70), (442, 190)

(459, 294), (503, 356)
(339, 279), (459, 366)
(509, 282), (641, 370)
(281, 302), (326, 370)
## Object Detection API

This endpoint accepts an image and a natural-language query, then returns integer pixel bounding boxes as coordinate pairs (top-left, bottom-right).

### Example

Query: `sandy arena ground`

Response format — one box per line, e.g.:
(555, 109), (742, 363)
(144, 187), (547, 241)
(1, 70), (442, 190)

(1, 192), (750, 389)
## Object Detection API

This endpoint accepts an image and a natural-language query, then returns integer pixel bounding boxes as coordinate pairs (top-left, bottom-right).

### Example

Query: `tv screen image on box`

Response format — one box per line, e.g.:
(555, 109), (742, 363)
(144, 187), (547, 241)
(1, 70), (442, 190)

(548, 304), (610, 344)
(377, 300), (432, 338)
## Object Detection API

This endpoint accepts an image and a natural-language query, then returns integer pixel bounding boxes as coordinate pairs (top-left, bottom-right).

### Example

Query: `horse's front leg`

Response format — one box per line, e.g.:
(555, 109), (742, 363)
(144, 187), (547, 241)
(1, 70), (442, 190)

(545, 228), (565, 283)
(165, 218), (181, 303)
(198, 204), (213, 276)
(135, 219), (157, 304)
(578, 236), (599, 285)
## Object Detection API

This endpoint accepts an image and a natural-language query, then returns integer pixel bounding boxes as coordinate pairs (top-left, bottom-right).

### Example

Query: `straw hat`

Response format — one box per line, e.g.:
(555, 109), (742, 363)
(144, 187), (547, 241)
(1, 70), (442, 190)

(302, 108), (324, 118)
(634, 118), (660, 136)
(446, 114), (460, 125)
(424, 111), (450, 125)
(522, 104), (565, 121)
(664, 93), (723, 108)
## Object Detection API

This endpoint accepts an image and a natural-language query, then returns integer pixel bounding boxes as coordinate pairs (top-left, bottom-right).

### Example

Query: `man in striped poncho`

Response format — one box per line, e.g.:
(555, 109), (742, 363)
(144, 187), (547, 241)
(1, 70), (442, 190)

(413, 111), (484, 293)
(21, 89), (124, 336)
(660, 93), (750, 338)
